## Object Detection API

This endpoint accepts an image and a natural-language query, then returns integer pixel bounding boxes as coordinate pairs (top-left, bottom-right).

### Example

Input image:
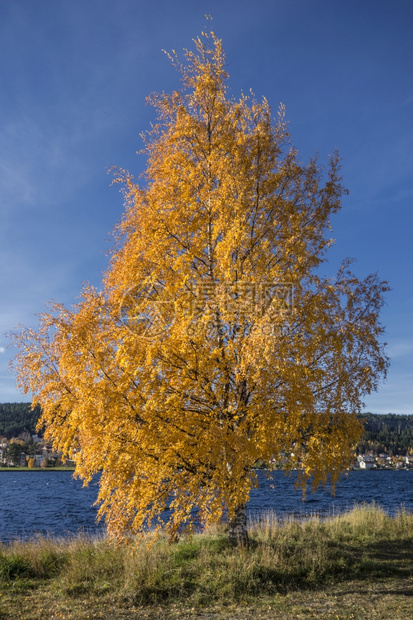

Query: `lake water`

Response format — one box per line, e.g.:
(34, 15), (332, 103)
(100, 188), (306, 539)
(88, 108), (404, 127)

(0, 469), (411, 543)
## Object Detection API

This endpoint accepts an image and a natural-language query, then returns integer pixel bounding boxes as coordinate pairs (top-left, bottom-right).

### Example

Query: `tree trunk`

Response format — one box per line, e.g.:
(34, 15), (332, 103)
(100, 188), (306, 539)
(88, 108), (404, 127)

(228, 503), (249, 545)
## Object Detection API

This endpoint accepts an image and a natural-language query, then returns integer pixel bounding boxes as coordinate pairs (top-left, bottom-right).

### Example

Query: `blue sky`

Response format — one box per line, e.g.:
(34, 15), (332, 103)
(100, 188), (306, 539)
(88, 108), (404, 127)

(0, 0), (412, 413)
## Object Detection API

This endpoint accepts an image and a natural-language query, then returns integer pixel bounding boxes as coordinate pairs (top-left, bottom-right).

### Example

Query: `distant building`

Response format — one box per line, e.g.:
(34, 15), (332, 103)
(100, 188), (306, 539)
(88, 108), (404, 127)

(34, 455), (44, 467)
(357, 455), (375, 469)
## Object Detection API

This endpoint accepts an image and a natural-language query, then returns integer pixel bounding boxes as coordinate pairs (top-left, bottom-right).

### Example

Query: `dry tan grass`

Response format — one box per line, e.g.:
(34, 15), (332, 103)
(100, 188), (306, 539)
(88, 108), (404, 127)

(0, 505), (412, 618)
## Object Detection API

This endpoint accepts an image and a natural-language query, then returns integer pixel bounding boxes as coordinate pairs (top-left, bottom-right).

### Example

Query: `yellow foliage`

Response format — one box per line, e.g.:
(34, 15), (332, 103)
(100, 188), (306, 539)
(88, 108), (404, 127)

(10, 438), (25, 445)
(9, 31), (389, 542)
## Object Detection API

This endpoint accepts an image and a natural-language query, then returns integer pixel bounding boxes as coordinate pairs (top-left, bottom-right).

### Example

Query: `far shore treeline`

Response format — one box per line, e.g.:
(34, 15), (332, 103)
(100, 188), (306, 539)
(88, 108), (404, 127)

(1, 402), (412, 457)
(0, 403), (42, 439)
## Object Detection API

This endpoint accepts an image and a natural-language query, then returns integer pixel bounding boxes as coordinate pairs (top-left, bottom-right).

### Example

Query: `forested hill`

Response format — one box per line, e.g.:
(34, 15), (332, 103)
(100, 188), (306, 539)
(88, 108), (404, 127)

(0, 404), (412, 454)
(0, 403), (42, 438)
(358, 412), (413, 455)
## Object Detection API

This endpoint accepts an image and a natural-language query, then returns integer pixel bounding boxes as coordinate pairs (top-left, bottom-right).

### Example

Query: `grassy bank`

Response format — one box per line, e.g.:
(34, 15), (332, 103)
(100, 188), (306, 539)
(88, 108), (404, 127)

(1, 504), (412, 619)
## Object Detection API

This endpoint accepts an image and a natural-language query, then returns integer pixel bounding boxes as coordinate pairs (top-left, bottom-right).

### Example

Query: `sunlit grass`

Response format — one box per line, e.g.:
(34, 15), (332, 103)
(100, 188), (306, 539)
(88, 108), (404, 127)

(0, 504), (412, 618)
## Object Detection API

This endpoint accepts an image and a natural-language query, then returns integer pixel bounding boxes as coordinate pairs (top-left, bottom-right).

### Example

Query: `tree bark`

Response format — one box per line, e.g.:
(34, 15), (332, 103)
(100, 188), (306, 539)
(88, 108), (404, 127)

(228, 503), (249, 545)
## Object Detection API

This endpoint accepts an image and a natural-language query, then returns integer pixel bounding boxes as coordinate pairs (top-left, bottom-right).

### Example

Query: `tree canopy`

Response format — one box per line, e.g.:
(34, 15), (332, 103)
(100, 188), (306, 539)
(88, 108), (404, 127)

(10, 31), (389, 543)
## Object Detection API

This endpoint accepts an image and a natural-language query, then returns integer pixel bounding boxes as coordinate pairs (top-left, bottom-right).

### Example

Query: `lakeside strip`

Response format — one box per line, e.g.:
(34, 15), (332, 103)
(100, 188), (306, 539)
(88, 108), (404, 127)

(0, 466), (76, 471)
(0, 505), (412, 619)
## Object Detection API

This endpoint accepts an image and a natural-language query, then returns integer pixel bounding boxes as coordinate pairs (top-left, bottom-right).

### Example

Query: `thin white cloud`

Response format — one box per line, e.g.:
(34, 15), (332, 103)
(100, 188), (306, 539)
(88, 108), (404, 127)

(387, 340), (413, 359)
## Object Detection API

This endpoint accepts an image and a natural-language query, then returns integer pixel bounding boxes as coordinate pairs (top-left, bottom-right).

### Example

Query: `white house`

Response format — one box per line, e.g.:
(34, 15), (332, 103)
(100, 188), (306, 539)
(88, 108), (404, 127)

(357, 455), (375, 469)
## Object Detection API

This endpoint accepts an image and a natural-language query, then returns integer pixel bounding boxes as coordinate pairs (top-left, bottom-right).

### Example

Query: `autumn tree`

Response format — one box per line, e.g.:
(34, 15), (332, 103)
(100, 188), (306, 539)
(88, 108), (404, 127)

(10, 32), (389, 544)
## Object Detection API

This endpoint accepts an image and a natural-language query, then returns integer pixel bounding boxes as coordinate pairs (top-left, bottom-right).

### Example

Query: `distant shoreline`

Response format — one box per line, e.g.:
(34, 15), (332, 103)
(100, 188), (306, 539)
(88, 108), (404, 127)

(0, 466), (411, 473)
(0, 466), (76, 472)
